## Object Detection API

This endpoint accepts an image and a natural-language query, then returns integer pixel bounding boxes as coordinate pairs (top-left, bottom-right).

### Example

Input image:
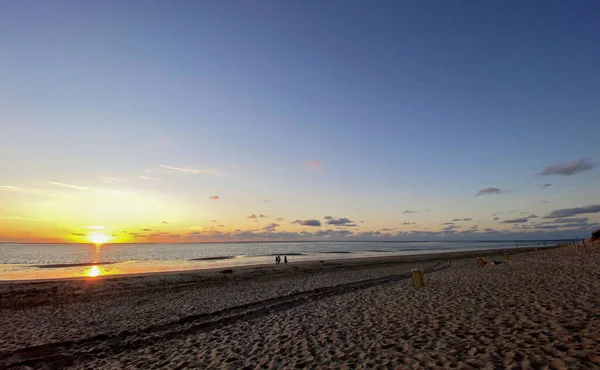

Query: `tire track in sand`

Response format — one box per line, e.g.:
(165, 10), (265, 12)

(1, 260), (453, 369)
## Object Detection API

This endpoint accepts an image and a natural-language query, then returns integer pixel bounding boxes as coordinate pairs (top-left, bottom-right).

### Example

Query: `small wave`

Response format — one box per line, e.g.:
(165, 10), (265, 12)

(189, 256), (235, 261)
(366, 249), (390, 253)
(261, 253), (306, 256)
(321, 251), (353, 254)
(34, 262), (116, 269)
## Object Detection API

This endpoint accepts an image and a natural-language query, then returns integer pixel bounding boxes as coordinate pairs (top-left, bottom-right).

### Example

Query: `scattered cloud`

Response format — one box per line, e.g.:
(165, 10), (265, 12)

(85, 226), (105, 230)
(71, 233), (86, 237)
(441, 222), (455, 225)
(540, 217), (588, 224)
(305, 160), (323, 171)
(291, 219), (322, 227)
(259, 214), (268, 218)
(209, 195), (220, 200)
(326, 217), (354, 226)
(161, 221), (168, 224)
(528, 214), (538, 218)
(493, 217), (500, 221)
(247, 214), (258, 219)
(476, 187), (501, 196)
(462, 218), (473, 221)
(544, 204), (600, 219)
(500, 217), (529, 224)
(360, 221), (364, 223)
(539, 159), (595, 176)
(450, 218), (471, 222)
(323, 216), (334, 220)
(263, 200), (270, 203)
(275, 218), (284, 222)
(541, 184), (552, 188)
(403, 210), (418, 214)
(138, 175), (161, 180)
(157, 165), (225, 177)
(451, 218), (461, 222)
(212, 220), (217, 223)
(380, 228), (397, 232)
(263, 223), (280, 231)
(141, 228), (153, 232)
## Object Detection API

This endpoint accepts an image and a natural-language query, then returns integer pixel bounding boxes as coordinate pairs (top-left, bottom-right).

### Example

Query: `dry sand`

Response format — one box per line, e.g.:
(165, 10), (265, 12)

(1, 244), (599, 369)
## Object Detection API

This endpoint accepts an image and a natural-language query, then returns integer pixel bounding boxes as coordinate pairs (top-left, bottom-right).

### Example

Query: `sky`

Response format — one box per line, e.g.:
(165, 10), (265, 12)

(1, 1), (600, 243)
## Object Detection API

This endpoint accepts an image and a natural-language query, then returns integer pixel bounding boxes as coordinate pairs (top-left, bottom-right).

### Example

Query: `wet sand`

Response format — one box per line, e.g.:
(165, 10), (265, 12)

(1, 244), (599, 369)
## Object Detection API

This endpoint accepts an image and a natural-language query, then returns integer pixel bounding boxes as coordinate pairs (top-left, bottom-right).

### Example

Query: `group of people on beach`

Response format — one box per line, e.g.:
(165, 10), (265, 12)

(275, 255), (288, 264)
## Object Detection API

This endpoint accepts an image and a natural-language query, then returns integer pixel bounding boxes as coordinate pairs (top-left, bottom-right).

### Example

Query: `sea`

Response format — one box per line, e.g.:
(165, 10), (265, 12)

(0, 240), (560, 281)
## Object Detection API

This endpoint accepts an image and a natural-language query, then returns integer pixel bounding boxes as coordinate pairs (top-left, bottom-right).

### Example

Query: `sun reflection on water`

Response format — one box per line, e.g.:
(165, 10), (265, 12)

(87, 265), (100, 277)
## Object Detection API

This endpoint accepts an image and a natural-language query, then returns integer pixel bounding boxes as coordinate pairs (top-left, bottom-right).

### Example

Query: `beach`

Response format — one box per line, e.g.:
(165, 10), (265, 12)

(1, 244), (599, 369)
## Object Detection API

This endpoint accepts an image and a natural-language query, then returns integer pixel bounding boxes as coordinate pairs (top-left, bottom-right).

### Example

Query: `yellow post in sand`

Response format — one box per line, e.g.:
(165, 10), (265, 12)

(411, 269), (425, 288)
(476, 257), (487, 267)
(504, 253), (510, 260)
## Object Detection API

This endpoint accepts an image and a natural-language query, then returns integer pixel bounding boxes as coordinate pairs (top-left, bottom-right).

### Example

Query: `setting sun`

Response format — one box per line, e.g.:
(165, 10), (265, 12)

(89, 232), (112, 245)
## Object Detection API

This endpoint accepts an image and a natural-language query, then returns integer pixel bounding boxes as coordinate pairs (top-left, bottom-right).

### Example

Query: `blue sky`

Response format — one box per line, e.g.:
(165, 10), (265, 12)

(1, 1), (599, 242)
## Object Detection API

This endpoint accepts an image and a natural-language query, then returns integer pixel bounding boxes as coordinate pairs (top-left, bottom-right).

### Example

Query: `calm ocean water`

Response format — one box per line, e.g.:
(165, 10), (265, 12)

(0, 241), (557, 280)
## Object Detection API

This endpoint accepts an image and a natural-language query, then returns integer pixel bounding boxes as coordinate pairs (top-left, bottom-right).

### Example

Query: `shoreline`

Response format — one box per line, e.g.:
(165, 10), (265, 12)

(1, 244), (598, 368)
(0, 245), (548, 284)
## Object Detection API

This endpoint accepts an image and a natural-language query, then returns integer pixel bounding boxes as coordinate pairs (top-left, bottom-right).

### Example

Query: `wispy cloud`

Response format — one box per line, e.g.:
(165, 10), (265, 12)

(85, 226), (105, 229)
(500, 217), (529, 224)
(262, 200), (270, 203)
(275, 217), (284, 222)
(305, 160), (323, 171)
(247, 214), (258, 219)
(138, 175), (161, 180)
(539, 159), (596, 176)
(259, 214), (268, 218)
(403, 210), (418, 214)
(493, 216), (500, 221)
(291, 219), (322, 227)
(209, 195), (220, 200)
(103, 177), (133, 184)
(544, 204), (600, 219)
(476, 187), (502, 196)
(541, 184), (552, 188)
(42, 181), (126, 195)
(161, 221), (168, 224)
(157, 165), (225, 177)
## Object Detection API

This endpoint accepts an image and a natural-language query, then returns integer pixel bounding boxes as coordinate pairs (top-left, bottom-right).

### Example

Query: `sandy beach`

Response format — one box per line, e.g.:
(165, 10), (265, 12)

(1, 244), (599, 369)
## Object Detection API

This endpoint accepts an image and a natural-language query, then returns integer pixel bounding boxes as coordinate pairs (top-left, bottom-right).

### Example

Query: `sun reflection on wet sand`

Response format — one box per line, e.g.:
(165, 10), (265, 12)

(87, 265), (101, 277)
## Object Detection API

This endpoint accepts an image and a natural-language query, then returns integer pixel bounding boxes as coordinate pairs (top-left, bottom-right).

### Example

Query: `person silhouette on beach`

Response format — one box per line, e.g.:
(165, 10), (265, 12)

(284, 256), (288, 264)
(275, 256), (278, 264)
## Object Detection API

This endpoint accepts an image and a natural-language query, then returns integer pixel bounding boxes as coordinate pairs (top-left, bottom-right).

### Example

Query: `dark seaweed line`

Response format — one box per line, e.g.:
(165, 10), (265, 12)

(1, 261), (453, 369)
